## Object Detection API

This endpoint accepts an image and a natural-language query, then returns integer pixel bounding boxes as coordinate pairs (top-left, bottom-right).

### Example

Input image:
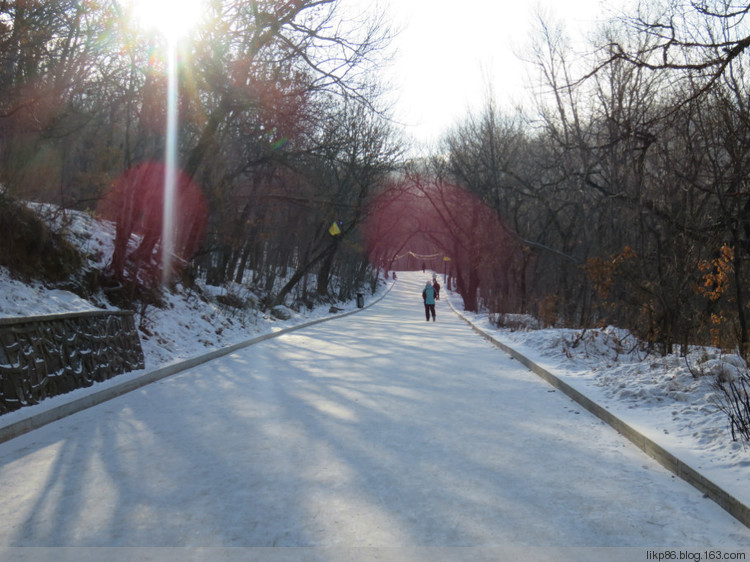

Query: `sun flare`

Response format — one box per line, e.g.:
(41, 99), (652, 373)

(129, 0), (206, 40)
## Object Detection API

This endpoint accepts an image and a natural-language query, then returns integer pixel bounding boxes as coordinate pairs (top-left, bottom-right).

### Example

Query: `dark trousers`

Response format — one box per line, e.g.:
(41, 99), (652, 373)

(424, 303), (435, 321)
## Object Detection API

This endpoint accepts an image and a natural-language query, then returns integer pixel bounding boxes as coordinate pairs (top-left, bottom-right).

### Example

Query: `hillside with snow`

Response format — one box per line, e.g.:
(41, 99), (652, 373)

(0, 205), (375, 369)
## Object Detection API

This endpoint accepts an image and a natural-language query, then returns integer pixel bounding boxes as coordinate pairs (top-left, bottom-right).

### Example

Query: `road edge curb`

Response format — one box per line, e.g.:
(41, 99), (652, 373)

(0, 280), (396, 445)
(447, 297), (750, 530)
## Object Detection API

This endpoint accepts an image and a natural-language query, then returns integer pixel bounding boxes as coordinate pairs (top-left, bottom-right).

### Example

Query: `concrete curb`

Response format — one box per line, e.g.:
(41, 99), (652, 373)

(447, 297), (750, 530)
(0, 281), (395, 445)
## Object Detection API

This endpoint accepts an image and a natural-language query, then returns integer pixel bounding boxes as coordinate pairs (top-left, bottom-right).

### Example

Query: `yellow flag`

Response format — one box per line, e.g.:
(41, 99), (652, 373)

(328, 221), (341, 236)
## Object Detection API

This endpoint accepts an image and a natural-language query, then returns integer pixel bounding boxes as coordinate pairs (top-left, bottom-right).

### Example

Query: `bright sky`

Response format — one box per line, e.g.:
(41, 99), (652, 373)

(129, 0), (206, 41)
(371, 0), (613, 148)
(129, 0), (614, 150)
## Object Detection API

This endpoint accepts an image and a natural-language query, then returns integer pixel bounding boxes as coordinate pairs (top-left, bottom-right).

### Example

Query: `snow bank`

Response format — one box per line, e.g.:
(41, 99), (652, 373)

(450, 295), (750, 512)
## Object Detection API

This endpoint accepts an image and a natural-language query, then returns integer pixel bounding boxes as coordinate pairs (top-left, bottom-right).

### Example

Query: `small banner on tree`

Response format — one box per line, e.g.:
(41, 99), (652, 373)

(328, 221), (341, 236)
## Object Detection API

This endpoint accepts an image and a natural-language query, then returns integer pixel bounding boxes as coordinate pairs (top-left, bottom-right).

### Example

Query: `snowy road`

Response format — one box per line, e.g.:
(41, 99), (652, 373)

(1, 272), (749, 548)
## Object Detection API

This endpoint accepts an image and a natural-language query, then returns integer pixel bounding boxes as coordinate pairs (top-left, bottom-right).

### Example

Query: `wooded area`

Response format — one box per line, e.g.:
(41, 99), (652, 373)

(367, 1), (750, 363)
(0, 0), (400, 309)
(3, 0), (750, 364)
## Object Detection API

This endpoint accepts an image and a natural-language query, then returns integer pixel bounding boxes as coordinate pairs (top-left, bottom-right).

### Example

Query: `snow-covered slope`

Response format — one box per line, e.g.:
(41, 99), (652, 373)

(0, 206), (376, 369)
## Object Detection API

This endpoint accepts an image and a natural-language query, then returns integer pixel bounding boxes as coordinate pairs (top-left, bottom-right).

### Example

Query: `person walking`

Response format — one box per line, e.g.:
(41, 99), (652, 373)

(422, 281), (436, 322)
(432, 275), (441, 300)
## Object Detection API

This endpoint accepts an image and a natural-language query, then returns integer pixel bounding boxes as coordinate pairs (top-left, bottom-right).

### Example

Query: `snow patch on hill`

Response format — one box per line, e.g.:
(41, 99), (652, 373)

(0, 205), (378, 370)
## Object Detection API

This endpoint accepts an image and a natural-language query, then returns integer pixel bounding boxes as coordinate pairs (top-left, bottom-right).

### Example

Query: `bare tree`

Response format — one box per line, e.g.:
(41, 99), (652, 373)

(595, 0), (750, 105)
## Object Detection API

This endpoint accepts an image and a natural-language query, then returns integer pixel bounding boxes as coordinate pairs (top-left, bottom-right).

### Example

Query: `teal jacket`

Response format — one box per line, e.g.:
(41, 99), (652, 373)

(422, 285), (435, 305)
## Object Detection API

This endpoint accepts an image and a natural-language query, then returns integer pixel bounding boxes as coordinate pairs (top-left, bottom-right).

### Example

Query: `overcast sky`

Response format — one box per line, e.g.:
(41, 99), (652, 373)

(365, 0), (614, 149)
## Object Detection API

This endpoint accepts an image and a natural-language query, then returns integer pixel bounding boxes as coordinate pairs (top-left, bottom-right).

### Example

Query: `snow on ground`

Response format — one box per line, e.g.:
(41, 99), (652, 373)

(0, 267), (101, 317)
(0, 271), (749, 550)
(133, 279), (372, 370)
(1, 205), (749, 547)
(2, 204), (749, 477)
(0, 206), (377, 369)
(0, 205), (387, 431)
(450, 294), (750, 512)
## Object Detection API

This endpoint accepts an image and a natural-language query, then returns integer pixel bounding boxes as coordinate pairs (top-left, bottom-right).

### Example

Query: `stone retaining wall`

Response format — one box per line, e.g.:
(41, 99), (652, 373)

(0, 310), (144, 414)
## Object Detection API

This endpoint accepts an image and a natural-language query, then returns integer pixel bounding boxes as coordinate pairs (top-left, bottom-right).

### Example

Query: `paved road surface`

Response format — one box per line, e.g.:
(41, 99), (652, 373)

(1, 272), (749, 548)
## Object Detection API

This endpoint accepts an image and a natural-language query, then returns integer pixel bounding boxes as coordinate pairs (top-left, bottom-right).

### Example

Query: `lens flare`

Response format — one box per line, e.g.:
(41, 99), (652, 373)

(129, 0), (205, 41)
(97, 161), (207, 284)
(162, 42), (179, 283)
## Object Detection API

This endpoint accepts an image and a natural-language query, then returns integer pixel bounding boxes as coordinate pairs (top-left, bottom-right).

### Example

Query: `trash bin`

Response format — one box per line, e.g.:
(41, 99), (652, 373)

(356, 292), (364, 308)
